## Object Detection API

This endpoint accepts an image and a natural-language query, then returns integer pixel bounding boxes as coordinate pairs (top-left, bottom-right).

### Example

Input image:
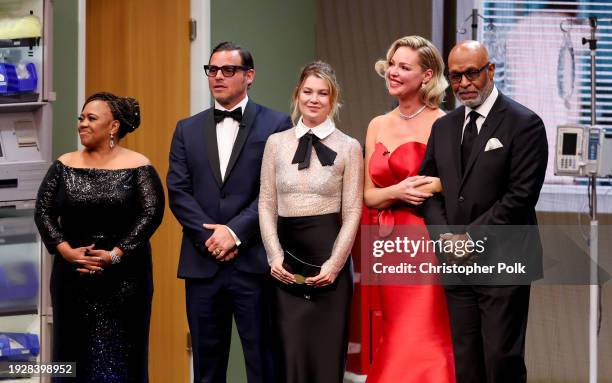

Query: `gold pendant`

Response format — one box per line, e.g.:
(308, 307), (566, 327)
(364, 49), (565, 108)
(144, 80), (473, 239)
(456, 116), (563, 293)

(294, 274), (306, 284)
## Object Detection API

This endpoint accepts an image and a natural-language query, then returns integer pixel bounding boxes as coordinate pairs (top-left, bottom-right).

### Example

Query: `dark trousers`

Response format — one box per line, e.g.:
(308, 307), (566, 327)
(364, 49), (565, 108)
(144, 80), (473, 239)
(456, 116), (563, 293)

(445, 285), (531, 383)
(185, 266), (273, 383)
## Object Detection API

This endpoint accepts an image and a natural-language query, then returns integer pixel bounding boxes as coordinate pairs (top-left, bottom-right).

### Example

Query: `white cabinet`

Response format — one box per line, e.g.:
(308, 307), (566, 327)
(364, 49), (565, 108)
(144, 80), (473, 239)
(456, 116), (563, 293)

(0, 0), (53, 382)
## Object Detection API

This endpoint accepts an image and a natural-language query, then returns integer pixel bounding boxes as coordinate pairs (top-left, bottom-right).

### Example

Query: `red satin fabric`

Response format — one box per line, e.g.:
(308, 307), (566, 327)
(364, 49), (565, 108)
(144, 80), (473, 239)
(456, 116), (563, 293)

(365, 142), (456, 383)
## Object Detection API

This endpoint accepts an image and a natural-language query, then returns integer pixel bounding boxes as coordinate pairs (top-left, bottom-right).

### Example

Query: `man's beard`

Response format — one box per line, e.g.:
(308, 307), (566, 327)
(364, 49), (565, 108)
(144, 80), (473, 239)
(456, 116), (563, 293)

(458, 81), (493, 108)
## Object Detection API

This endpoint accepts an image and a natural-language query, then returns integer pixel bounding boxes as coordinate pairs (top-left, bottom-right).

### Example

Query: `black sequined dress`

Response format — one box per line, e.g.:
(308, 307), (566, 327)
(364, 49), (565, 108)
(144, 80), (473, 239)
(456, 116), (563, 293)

(34, 160), (165, 383)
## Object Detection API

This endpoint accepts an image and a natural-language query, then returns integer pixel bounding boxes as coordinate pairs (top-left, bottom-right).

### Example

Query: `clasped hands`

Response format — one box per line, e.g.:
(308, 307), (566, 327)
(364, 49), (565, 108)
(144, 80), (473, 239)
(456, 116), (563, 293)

(439, 233), (476, 264)
(270, 258), (338, 287)
(203, 224), (238, 262)
(57, 242), (119, 275)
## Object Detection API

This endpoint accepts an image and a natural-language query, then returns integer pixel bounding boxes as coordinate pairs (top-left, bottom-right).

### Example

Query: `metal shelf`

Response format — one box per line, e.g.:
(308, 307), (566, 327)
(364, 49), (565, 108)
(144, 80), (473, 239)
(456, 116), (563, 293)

(0, 102), (46, 113)
(0, 307), (37, 317)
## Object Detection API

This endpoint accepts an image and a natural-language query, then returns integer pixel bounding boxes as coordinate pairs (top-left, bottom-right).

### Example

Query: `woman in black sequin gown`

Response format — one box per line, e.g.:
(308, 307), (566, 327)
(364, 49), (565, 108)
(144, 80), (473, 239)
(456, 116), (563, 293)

(34, 92), (164, 383)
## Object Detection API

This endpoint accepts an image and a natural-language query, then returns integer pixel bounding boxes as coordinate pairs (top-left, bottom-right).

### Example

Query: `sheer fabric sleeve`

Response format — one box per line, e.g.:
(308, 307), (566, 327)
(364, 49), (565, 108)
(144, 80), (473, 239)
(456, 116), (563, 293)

(322, 139), (364, 274)
(258, 135), (284, 265)
(115, 166), (165, 254)
(34, 161), (65, 254)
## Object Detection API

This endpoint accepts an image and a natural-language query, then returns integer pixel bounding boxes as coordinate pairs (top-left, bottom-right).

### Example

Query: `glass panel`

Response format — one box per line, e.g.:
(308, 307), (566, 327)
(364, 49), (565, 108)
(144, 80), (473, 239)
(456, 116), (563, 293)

(0, 209), (41, 367)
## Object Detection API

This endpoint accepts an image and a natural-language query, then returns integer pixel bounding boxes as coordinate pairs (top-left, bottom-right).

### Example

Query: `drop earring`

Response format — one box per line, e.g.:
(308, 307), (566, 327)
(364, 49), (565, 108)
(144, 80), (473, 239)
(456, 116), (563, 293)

(109, 133), (115, 149)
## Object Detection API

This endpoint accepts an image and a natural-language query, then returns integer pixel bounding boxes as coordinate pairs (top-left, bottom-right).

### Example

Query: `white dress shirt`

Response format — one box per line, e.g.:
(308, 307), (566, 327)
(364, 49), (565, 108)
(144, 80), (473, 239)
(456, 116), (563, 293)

(215, 96), (249, 181)
(213, 96), (249, 246)
(294, 117), (336, 139)
(462, 85), (499, 142)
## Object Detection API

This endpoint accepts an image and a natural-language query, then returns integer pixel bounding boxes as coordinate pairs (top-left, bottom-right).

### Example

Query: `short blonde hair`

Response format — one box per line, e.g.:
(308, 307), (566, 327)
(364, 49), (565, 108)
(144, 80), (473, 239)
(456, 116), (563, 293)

(375, 35), (448, 108)
(291, 61), (341, 124)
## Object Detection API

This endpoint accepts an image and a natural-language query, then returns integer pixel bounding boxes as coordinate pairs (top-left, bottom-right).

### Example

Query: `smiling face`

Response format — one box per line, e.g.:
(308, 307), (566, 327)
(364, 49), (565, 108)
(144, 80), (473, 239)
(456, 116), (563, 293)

(385, 46), (432, 99)
(448, 42), (495, 108)
(208, 49), (254, 109)
(78, 100), (119, 149)
(298, 75), (332, 127)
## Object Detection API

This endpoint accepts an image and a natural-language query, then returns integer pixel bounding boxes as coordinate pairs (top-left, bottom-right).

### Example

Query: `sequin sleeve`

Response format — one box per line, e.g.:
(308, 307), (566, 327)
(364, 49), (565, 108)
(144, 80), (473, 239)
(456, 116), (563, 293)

(321, 139), (364, 275)
(115, 166), (165, 254)
(259, 135), (284, 265)
(34, 161), (65, 254)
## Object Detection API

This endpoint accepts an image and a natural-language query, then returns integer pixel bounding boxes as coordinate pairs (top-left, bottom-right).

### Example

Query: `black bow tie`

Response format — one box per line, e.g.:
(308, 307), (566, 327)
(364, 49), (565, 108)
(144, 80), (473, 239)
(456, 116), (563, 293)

(214, 107), (242, 123)
(292, 132), (337, 170)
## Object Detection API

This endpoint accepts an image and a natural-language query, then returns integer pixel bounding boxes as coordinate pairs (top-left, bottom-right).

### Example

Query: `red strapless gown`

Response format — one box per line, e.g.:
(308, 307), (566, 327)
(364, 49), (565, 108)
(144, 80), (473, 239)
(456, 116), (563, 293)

(365, 142), (456, 383)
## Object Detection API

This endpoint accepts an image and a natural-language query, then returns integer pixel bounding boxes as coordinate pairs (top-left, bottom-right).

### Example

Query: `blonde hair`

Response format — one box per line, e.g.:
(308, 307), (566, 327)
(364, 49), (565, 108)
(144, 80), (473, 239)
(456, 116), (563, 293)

(290, 61), (341, 124)
(375, 35), (448, 108)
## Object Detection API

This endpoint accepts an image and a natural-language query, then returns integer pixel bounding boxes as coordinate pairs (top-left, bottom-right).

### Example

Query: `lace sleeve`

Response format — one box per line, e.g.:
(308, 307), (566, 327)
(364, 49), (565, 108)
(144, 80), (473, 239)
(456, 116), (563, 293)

(322, 138), (364, 274)
(258, 135), (284, 265)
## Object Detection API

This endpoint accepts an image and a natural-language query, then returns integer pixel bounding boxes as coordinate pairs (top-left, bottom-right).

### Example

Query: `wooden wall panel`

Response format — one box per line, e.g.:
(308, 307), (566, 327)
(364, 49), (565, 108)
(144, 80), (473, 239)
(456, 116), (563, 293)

(86, 1), (190, 382)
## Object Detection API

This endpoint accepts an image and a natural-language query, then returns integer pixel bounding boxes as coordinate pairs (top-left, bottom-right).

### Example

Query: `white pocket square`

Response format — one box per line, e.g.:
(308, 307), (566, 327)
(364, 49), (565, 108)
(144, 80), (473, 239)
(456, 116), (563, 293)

(484, 138), (503, 152)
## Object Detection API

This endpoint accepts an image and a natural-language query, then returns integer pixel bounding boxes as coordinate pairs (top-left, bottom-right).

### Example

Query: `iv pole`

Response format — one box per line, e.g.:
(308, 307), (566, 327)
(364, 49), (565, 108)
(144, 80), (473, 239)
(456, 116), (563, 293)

(563, 16), (609, 383)
(581, 16), (602, 383)
(458, 9), (486, 40)
(471, 8), (479, 40)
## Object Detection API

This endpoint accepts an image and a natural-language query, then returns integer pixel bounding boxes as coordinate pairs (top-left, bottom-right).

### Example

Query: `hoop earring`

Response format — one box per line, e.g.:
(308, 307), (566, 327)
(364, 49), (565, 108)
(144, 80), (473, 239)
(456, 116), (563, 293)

(109, 133), (115, 149)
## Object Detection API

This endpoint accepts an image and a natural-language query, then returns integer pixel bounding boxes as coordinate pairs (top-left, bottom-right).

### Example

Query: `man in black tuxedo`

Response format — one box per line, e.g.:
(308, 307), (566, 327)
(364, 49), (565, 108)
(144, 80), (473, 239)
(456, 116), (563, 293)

(420, 40), (548, 383)
(167, 42), (291, 383)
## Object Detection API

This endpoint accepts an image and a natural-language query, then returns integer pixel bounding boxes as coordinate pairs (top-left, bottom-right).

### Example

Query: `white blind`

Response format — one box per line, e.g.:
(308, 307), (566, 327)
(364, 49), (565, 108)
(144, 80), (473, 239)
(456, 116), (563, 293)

(479, 0), (612, 183)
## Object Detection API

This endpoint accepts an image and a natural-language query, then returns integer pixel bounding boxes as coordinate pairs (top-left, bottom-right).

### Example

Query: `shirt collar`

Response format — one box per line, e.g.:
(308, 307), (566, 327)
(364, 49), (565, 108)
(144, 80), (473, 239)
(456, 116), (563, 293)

(464, 85), (498, 121)
(295, 117), (336, 139)
(214, 95), (249, 114)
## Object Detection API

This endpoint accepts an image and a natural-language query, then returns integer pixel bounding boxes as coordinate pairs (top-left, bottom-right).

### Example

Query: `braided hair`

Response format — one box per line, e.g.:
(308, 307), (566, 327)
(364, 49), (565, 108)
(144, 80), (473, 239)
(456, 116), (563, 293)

(84, 92), (141, 138)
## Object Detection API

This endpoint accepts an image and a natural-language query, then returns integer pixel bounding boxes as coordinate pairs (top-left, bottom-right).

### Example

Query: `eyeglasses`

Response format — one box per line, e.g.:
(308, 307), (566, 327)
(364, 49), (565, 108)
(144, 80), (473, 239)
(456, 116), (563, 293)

(447, 63), (490, 84)
(203, 65), (250, 77)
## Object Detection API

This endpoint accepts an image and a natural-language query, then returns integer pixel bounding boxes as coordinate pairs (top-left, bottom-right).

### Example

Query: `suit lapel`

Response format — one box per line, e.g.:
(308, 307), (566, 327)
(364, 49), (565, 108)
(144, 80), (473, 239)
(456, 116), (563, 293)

(223, 100), (257, 185)
(461, 94), (507, 185)
(451, 107), (465, 183)
(204, 110), (223, 187)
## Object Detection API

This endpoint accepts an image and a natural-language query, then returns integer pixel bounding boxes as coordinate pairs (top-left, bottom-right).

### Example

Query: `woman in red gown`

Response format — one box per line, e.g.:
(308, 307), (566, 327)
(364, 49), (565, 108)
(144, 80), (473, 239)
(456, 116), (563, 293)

(364, 36), (456, 383)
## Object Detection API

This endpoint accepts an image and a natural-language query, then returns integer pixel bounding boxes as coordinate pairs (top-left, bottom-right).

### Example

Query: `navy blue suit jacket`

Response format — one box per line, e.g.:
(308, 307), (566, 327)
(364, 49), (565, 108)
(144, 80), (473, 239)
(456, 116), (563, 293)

(168, 100), (292, 278)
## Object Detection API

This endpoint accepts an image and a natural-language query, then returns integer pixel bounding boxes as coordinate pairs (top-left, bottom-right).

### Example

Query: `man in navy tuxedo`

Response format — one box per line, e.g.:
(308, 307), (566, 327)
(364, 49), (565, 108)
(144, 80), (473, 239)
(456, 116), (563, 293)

(420, 41), (548, 383)
(167, 41), (292, 383)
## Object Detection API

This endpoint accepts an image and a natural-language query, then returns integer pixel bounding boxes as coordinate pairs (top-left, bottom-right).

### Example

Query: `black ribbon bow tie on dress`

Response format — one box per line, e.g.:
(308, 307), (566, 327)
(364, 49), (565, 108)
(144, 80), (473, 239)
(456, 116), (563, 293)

(213, 107), (243, 123)
(292, 132), (337, 170)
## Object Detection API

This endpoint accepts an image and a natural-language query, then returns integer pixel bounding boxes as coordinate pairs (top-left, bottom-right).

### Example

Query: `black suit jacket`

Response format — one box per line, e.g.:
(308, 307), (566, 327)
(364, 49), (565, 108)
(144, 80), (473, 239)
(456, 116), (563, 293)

(168, 100), (292, 278)
(420, 92), (548, 282)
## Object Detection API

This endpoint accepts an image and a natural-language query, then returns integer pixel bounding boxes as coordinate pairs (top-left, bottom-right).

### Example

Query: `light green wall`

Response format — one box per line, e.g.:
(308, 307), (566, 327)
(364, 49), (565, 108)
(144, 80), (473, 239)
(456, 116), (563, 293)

(211, 0), (316, 115)
(52, 0), (79, 158)
(211, 2), (316, 381)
